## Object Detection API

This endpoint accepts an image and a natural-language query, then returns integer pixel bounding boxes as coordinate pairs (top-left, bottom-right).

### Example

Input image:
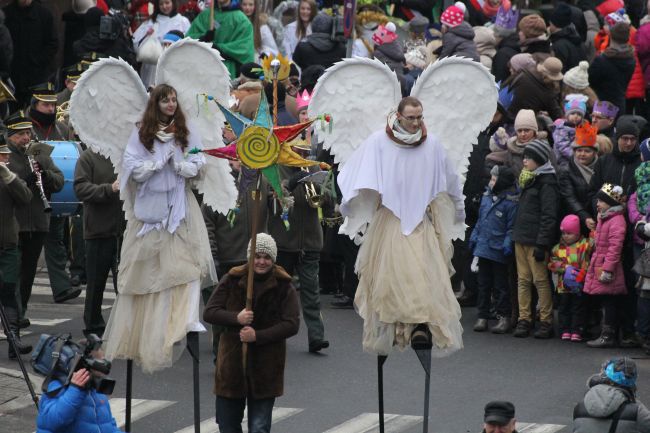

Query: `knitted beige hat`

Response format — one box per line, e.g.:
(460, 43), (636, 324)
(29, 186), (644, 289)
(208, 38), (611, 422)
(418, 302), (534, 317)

(563, 61), (589, 90)
(514, 109), (538, 132)
(247, 233), (278, 262)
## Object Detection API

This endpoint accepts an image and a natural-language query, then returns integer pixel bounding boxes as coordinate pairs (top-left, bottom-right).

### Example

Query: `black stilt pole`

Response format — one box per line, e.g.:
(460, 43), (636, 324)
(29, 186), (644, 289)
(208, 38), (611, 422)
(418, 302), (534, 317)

(125, 359), (133, 432)
(377, 355), (388, 433)
(186, 331), (201, 433)
(414, 348), (432, 433)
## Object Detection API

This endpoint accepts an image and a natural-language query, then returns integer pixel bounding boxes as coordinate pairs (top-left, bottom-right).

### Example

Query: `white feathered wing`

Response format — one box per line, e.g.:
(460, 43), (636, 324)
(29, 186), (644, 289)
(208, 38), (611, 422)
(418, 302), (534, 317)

(308, 57), (402, 167)
(156, 38), (237, 215)
(69, 57), (148, 175)
(411, 56), (498, 239)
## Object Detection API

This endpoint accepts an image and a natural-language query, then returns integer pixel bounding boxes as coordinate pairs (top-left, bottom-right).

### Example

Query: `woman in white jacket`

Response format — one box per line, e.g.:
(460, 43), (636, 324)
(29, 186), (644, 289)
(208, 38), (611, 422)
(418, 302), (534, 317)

(282, 0), (316, 59)
(241, 0), (279, 60)
(132, 0), (190, 88)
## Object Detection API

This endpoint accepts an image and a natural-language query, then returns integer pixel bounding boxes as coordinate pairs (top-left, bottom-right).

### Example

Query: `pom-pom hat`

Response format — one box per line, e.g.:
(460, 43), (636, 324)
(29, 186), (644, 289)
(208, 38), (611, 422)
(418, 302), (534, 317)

(441, 2), (466, 28)
(372, 22), (398, 45)
(563, 61), (590, 89)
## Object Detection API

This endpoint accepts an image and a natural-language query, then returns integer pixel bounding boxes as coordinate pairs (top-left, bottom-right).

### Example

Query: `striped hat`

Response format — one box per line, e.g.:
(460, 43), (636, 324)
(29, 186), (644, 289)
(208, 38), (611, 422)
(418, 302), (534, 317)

(523, 139), (550, 166)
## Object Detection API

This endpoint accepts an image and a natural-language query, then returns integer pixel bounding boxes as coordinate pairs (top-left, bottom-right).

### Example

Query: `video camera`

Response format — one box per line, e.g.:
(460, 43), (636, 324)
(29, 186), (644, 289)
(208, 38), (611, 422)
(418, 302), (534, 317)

(32, 333), (116, 395)
(99, 9), (130, 41)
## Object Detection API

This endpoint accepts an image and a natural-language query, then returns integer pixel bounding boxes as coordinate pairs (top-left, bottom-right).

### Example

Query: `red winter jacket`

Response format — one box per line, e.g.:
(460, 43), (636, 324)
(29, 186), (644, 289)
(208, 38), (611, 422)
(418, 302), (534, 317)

(636, 22), (650, 88)
(584, 208), (627, 296)
(596, 0), (624, 17)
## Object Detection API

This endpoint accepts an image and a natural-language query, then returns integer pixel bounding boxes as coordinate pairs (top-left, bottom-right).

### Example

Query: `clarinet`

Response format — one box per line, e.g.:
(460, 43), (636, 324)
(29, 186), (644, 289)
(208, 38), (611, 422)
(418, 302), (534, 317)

(27, 155), (52, 213)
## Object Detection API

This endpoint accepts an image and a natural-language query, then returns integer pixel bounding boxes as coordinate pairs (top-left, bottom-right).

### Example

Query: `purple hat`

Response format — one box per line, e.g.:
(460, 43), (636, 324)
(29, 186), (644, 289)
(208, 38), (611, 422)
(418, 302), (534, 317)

(593, 100), (619, 119)
(494, 6), (519, 34)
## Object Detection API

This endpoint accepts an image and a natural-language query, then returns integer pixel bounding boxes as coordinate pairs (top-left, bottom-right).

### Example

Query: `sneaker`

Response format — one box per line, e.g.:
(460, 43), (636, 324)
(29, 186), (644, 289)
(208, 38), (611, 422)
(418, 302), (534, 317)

(513, 320), (531, 338)
(561, 332), (571, 340)
(619, 332), (641, 348)
(571, 333), (583, 342)
(533, 322), (554, 339)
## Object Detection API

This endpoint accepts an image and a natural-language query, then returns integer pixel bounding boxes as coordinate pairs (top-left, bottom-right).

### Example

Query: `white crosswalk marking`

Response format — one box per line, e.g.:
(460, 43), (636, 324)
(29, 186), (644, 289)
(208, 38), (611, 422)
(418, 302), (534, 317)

(31, 283), (117, 300)
(173, 406), (303, 433)
(517, 422), (565, 433)
(322, 412), (423, 433)
(29, 319), (71, 327)
(109, 397), (176, 428)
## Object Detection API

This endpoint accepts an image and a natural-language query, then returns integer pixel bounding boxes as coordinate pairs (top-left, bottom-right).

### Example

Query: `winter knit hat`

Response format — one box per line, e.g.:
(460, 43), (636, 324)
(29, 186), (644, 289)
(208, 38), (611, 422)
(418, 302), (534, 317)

(615, 116), (640, 140)
(564, 96), (587, 117)
(563, 61), (589, 90)
(247, 233), (278, 262)
(518, 14), (547, 39)
(372, 22), (398, 45)
(441, 2), (466, 28)
(405, 48), (427, 69)
(537, 57), (564, 81)
(605, 8), (628, 27)
(550, 2), (572, 28)
(509, 53), (536, 73)
(610, 22), (630, 44)
(312, 13), (334, 34)
(597, 183), (625, 206)
(523, 139), (550, 165)
(514, 109), (538, 132)
(640, 138), (650, 161)
(490, 165), (516, 193)
(560, 214), (581, 235)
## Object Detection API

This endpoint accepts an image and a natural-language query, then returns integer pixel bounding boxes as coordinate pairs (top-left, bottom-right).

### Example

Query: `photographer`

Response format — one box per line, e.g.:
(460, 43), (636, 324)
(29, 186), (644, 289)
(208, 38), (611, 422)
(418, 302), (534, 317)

(35, 343), (123, 433)
(72, 7), (136, 67)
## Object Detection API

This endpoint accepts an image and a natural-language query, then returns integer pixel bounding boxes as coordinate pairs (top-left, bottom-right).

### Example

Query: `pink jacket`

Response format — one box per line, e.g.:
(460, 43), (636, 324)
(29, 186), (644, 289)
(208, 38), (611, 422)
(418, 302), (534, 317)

(627, 192), (645, 245)
(584, 208), (627, 296)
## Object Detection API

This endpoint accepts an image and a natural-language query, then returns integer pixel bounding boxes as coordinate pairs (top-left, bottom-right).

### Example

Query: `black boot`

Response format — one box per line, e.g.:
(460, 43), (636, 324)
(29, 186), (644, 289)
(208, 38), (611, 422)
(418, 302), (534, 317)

(587, 326), (616, 348)
(6, 307), (32, 359)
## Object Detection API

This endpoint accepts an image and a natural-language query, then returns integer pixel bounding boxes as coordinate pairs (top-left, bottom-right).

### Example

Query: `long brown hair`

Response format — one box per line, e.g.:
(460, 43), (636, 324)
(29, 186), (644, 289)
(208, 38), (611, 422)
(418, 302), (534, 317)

(242, 0), (262, 51)
(139, 84), (189, 151)
(296, 0), (317, 40)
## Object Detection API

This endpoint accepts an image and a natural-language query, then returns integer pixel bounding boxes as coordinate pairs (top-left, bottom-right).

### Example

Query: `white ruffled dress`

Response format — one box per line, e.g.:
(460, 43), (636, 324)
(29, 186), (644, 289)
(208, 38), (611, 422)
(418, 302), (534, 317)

(103, 126), (217, 373)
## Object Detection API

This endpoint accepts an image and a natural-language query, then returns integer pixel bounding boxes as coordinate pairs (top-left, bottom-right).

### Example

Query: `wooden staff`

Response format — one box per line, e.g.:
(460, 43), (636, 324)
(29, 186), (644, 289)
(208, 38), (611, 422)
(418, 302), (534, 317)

(242, 173), (262, 373)
(209, 0), (216, 30)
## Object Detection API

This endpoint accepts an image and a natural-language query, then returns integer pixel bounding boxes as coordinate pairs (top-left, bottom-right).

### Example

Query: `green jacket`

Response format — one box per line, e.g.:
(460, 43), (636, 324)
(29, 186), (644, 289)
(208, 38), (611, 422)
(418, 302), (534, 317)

(73, 149), (124, 240)
(0, 173), (32, 248)
(8, 143), (64, 233)
(186, 8), (255, 79)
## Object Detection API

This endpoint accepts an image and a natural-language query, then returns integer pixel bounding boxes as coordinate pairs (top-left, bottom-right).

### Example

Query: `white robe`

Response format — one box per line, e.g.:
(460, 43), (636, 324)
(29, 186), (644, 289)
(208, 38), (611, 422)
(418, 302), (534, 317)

(337, 129), (464, 356)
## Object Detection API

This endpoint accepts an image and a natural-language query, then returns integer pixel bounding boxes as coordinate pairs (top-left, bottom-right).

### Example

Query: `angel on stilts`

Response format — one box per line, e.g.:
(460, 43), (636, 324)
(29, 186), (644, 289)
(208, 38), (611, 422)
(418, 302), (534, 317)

(69, 39), (237, 431)
(309, 57), (497, 432)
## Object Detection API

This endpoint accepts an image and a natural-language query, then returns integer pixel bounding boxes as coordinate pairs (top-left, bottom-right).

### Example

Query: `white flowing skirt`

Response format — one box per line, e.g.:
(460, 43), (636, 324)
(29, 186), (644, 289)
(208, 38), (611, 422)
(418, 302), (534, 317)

(354, 195), (464, 356)
(103, 190), (215, 373)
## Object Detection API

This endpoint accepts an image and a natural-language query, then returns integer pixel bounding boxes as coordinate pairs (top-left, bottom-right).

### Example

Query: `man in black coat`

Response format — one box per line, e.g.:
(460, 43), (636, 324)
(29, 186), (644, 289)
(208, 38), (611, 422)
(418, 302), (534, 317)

(549, 3), (587, 72)
(3, 0), (58, 107)
(508, 57), (564, 120)
(292, 13), (346, 70)
(72, 7), (136, 67)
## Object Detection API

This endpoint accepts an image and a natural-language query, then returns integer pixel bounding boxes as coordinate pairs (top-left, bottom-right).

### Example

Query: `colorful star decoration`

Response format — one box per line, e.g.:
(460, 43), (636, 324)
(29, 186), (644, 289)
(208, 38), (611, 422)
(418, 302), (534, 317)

(191, 92), (332, 201)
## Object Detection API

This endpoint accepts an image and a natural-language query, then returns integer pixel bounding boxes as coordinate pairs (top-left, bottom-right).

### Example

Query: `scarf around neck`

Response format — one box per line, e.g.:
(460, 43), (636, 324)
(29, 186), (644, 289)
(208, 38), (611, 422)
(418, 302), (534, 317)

(574, 154), (597, 184)
(156, 119), (176, 143)
(386, 111), (427, 146)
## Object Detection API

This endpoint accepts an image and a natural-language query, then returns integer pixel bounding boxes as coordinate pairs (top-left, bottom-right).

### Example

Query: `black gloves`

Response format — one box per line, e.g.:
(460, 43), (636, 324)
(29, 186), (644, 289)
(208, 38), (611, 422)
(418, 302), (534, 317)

(199, 29), (215, 43)
(533, 246), (546, 262)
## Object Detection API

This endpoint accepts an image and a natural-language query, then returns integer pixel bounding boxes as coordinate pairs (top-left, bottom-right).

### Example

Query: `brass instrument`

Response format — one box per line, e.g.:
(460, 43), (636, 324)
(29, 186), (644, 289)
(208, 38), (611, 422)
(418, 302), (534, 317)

(301, 168), (324, 209)
(0, 79), (16, 103)
(56, 100), (70, 124)
(27, 154), (52, 213)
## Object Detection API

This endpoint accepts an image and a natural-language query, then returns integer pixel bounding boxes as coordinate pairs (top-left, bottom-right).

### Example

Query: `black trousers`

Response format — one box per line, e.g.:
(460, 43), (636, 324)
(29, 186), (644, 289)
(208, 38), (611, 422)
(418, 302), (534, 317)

(476, 258), (510, 318)
(558, 292), (586, 334)
(335, 234), (359, 299)
(83, 237), (119, 336)
(17, 231), (47, 317)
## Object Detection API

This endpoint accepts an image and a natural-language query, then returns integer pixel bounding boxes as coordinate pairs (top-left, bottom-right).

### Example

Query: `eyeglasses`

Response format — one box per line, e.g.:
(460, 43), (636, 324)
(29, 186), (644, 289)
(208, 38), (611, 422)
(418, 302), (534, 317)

(619, 136), (637, 143)
(402, 115), (423, 122)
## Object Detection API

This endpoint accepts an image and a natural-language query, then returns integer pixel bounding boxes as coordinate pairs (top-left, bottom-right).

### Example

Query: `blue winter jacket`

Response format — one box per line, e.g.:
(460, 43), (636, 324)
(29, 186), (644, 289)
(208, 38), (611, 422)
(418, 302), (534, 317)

(469, 187), (518, 264)
(36, 380), (123, 433)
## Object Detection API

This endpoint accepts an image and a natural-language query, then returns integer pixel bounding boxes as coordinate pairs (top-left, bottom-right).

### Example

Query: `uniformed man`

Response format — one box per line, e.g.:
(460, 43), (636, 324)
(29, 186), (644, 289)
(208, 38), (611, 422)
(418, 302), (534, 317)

(5, 111), (67, 326)
(0, 138), (33, 359)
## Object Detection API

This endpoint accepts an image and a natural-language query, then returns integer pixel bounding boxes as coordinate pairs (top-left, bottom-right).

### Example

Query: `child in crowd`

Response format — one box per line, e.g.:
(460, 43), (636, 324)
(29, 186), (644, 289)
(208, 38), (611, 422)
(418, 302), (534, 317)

(511, 139), (558, 339)
(584, 183), (627, 348)
(553, 95), (587, 167)
(486, 108), (539, 178)
(548, 214), (592, 342)
(469, 166), (518, 334)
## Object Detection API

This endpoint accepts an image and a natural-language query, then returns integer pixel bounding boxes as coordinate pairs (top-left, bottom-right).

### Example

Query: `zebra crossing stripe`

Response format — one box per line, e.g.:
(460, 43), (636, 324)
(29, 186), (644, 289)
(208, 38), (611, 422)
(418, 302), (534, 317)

(173, 406), (303, 433)
(109, 398), (175, 428)
(517, 422), (565, 433)
(322, 412), (423, 433)
(29, 319), (71, 327)
(31, 284), (117, 300)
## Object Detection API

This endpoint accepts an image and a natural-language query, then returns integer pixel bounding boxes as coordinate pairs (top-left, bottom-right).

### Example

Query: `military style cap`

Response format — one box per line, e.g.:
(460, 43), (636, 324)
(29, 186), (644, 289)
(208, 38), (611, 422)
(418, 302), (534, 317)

(64, 63), (88, 83)
(0, 144), (10, 154)
(6, 110), (33, 131)
(80, 51), (108, 65)
(31, 82), (58, 103)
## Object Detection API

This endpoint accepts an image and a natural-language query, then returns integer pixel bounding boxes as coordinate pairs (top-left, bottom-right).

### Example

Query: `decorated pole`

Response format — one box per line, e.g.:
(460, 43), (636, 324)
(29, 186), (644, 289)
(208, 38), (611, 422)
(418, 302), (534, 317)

(270, 58), (281, 126)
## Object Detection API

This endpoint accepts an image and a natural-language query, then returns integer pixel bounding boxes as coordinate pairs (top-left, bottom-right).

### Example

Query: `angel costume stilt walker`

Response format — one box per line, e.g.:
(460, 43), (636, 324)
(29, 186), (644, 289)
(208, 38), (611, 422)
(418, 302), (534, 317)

(309, 57), (497, 431)
(70, 39), (237, 431)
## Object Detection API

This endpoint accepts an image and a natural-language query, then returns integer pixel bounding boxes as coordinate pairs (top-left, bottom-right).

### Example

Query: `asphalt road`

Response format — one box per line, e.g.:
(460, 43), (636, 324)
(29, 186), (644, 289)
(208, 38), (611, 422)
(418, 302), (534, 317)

(2, 275), (650, 433)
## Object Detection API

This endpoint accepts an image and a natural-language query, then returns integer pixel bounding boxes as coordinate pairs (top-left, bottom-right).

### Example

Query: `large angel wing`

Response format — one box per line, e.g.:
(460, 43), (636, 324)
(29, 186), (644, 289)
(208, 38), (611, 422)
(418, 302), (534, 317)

(309, 57), (401, 167)
(411, 56), (498, 182)
(411, 56), (498, 239)
(156, 38), (237, 214)
(69, 57), (148, 173)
